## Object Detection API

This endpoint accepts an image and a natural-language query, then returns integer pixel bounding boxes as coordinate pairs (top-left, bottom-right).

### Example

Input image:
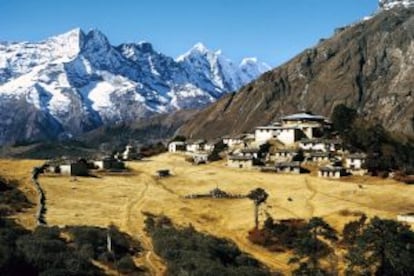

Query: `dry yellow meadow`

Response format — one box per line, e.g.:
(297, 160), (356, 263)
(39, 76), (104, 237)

(2, 153), (414, 274)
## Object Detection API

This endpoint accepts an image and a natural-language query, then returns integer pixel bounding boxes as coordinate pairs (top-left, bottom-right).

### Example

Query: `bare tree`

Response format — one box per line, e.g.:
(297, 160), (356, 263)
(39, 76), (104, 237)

(247, 188), (269, 229)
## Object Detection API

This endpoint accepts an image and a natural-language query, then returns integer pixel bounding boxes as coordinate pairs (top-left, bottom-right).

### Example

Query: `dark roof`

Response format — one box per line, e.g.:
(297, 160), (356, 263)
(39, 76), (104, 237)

(241, 148), (260, 153)
(207, 138), (222, 144)
(319, 166), (345, 172)
(300, 138), (323, 144)
(223, 134), (246, 140)
(256, 125), (298, 130)
(275, 149), (297, 153)
(281, 113), (326, 121)
(234, 134), (247, 140)
(300, 138), (342, 144)
(228, 155), (253, 161)
(275, 161), (301, 168)
(186, 139), (205, 145)
(47, 158), (89, 166)
(169, 141), (186, 145)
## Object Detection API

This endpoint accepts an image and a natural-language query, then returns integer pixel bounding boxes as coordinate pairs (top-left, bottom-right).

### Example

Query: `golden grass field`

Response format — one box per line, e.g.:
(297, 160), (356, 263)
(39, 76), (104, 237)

(2, 153), (414, 274)
(0, 159), (43, 229)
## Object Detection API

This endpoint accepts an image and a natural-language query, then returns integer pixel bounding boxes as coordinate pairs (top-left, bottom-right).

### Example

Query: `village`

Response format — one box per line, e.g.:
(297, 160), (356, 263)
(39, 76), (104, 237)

(169, 112), (367, 179)
(41, 112), (368, 180)
(37, 111), (414, 226)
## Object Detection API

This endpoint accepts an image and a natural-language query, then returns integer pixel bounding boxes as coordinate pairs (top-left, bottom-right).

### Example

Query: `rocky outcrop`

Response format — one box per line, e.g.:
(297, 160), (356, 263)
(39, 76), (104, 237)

(379, 0), (414, 10)
(179, 7), (414, 141)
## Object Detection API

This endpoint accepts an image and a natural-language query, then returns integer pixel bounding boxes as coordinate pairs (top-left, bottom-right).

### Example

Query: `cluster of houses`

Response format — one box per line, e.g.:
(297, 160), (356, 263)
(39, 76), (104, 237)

(169, 112), (368, 179)
(44, 145), (140, 176)
(169, 139), (217, 165)
(227, 113), (367, 178)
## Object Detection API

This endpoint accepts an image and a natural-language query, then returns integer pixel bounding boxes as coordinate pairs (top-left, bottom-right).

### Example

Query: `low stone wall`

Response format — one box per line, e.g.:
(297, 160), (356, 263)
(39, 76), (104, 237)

(32, 167), (47, 226)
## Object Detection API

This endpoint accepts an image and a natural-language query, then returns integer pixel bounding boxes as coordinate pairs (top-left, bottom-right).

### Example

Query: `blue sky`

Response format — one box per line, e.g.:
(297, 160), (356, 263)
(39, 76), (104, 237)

(0, 0), (378, 66)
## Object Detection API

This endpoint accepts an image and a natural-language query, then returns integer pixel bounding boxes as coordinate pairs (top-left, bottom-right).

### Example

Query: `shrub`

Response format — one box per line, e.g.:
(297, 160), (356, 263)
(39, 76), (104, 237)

(170, 135), (186, 142)
(15, 226), (100, 275)
(65, 225), (142, 262)
(331, 104), (357, 134)
(117, 254), (137, 273)
(0, 177), (32, 215)
(140, 142), (167, 157)
(145, 215), (270, 275)
(208, 140), (228, 162)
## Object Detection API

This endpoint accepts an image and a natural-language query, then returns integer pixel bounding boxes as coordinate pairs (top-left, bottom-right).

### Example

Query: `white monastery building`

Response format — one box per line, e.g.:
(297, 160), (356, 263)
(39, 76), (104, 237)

(255, 113), (329, 145)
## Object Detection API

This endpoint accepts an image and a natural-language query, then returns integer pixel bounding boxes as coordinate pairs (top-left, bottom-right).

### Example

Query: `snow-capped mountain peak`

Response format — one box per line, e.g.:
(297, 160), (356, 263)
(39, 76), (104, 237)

(176, 43), (270, 91)
(240, 57), (271, 73)
(191, 42), (210, 54)
(0, 28), (271, 144)
(176, 42), (213, 61)
(239, 57), (271, 84)
(240, 57), (258, 65)
(45, 28), (84, 61)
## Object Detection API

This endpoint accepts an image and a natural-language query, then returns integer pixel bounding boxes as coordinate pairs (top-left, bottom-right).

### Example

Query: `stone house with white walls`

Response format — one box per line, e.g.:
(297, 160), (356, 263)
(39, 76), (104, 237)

(168, 141), (187, 153)
(227, 155), (253, 169)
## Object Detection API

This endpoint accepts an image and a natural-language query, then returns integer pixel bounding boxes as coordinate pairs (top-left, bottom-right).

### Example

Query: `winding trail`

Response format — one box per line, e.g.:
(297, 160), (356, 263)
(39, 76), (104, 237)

(124, 174), (166, 276)
(232, 232), (290, 272)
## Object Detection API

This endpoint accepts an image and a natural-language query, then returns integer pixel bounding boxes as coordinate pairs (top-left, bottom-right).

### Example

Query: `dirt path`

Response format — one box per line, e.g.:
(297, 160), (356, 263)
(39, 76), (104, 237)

(305, 177), (317, 217)
(124, 174), (166, 276)
(231, 231), (290, 273)
(138, 232), (166, 276)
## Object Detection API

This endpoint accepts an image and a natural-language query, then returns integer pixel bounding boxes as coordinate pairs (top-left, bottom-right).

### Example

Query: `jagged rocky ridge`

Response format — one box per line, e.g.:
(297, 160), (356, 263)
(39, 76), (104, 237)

(379, 0), (414, 10)
(0, 29), (270, 145)
(179, 6), (414, 141)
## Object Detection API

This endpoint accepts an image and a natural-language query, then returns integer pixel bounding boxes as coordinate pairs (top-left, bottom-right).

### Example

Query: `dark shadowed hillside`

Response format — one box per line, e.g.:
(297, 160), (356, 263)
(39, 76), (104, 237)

(80, 109), (197, 148)
(179, 7), (414, 141)
(0, 109), (195, 159)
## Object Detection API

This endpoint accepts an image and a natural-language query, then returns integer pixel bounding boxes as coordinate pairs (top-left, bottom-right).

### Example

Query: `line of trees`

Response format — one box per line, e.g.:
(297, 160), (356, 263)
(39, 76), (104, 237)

(0, 221), (147, 275)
